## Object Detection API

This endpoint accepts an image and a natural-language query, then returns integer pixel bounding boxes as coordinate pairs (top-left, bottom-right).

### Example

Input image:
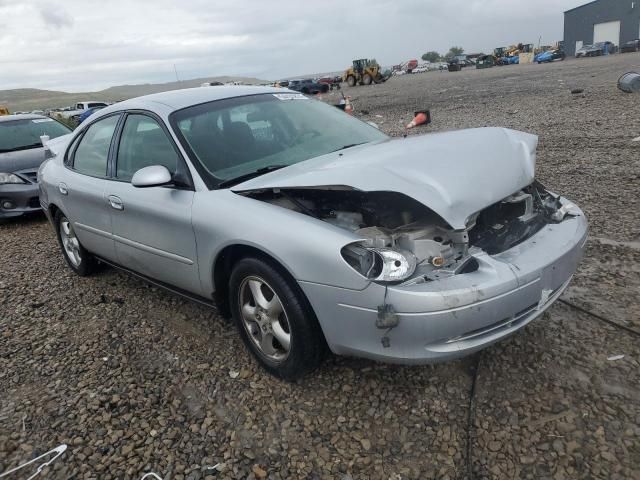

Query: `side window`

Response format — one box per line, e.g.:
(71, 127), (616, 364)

(72, 115), (119, 177)
(116, 115), (179, 182)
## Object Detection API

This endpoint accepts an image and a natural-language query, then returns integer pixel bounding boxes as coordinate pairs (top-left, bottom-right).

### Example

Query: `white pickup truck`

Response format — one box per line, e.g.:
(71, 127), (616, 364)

(58, 101), (109, 120)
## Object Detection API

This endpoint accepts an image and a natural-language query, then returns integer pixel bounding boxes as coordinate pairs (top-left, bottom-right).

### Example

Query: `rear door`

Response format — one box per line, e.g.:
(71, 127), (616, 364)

(106, 112), (201, 294)
(62, 114), (120, 260)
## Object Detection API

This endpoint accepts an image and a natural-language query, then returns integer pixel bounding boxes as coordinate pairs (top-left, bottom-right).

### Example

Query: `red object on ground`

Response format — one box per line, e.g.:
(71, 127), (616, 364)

(406, 110), (431, 129)
(344, 96), (353, 114)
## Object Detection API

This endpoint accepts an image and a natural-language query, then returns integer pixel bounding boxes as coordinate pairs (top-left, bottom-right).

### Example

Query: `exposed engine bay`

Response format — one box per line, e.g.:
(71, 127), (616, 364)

(242, 182), (572, 283)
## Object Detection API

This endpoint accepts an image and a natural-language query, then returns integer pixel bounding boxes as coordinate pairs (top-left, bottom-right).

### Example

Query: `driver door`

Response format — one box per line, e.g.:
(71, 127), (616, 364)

(105, 112), (202, 295)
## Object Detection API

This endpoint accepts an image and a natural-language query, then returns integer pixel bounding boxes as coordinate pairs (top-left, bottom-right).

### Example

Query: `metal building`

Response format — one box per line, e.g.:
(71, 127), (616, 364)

(564, 0), (640, 56)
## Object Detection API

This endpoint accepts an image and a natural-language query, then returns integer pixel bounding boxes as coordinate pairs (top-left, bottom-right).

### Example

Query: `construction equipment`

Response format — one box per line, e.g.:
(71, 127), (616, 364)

(343, 59), (390, 87)
(0, 105), (9, 116)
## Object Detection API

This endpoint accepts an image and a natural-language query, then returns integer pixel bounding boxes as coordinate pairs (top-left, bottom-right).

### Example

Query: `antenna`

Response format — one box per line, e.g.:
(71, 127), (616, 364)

(173, 64), (180, 83)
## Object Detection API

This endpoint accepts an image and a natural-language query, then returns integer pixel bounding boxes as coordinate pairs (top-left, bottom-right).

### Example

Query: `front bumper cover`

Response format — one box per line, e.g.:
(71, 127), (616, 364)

(0, 183), (41, 218)
(300, 207), (588, 364)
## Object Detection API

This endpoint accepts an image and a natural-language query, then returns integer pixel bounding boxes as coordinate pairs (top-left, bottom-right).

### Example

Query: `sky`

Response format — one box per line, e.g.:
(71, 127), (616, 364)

(0, 0), (585, 92)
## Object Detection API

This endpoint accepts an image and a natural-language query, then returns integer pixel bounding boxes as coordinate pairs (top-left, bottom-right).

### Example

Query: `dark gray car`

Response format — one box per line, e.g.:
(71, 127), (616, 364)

(0, 114), (71, 219)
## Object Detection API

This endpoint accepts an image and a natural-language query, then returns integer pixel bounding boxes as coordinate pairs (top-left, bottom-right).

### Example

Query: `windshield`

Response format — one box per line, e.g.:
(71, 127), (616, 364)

(0, 117), (71, 153)
(170, 93), (388, 187)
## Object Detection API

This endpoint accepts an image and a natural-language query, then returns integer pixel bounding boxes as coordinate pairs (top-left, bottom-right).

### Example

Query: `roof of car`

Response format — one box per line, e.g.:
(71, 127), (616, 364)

(106, 85), (287, 113)
(0, 113), (49, 123)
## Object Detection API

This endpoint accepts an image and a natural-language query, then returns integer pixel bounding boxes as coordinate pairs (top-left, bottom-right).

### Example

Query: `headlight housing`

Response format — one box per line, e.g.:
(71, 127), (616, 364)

(341, 243), (417, 283)
(0, 173), (26, 184)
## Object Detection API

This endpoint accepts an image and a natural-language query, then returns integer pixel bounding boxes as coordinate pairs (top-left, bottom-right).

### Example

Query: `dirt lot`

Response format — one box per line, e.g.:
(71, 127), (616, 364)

(1, 53), (639, 480)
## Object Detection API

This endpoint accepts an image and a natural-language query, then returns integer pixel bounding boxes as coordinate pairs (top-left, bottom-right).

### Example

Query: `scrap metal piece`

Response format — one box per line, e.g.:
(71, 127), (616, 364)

(617, 72), (640, 93)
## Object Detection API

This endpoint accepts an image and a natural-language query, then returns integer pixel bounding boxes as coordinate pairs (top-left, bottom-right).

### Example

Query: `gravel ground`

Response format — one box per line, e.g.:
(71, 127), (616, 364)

(1, 53), (639, 479)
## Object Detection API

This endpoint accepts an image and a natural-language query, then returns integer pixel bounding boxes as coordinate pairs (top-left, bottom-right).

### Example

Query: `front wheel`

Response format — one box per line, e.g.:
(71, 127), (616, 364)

(229, 257), (326, 380)
(346, 75), (356, 87)
(55, 210), (98, 276)
(362, 74), (372, 85)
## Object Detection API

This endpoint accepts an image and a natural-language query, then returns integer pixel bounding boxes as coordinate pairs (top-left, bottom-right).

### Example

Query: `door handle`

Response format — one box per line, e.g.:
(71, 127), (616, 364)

(107, 195), (124, 211)
(58, 183), (68, 195)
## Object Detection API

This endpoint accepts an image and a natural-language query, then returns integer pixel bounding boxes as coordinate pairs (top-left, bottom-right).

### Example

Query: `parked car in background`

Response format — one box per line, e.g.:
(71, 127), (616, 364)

(620, 39), (640, 53)
(0, 114), (71, 219)
(78, 106), (106, 124)
(59, 101), (110, 120)
(596, 41), (617, 54)
(317, 77), (341, 90)
(535, 49), (566, 63)
(576, 42), (616, 57)
(288, 79), (329, 94)
(38, 86), (587, 379)
(576, 44), (601, 57)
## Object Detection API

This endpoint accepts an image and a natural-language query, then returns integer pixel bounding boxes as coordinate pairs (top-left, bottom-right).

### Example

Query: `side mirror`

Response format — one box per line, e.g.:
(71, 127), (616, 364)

(131, 165), (172, 188)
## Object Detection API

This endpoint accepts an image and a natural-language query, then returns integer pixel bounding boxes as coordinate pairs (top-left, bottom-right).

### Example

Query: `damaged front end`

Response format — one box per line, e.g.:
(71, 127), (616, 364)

(241, 181), (579, 285)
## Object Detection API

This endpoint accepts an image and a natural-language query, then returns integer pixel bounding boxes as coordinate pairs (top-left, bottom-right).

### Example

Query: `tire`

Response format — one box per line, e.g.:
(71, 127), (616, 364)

(229, 256), (326, 380)
(362, 74), (372, 85)
(301, 87), (309, 94)
(54, 210), (98, 276)
(321, 84), (329, 93)
(346, 75), (356, 87)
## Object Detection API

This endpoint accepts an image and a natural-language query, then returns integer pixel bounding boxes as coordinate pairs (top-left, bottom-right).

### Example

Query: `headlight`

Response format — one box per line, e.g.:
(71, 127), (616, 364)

(341, 243), (417, 282)
(0, 173), (26, 184)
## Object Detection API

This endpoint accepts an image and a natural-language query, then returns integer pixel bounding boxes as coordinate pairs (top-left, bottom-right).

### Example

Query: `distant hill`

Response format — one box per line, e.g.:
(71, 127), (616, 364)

(0, 76), (269, 112)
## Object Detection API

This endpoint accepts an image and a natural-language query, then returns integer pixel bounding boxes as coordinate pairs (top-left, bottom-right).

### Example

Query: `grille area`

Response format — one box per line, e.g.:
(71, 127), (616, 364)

(20, 171), (38, 184)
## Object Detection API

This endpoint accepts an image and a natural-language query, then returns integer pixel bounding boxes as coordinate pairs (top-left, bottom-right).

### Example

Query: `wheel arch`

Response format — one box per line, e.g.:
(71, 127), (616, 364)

(48, 202), (63, 227)
(212, 243), (304, 318)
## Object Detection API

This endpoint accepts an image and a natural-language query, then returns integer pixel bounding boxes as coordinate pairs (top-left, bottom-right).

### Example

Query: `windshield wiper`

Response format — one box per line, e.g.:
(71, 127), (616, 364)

(0, 143), (44, 153)
(218, 164), (288, 188)
(330, 142), (367, 153)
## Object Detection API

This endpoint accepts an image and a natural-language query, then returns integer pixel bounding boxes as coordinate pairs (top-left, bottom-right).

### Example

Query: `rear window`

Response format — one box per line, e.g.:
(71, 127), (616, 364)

(0, 118), (71, 153)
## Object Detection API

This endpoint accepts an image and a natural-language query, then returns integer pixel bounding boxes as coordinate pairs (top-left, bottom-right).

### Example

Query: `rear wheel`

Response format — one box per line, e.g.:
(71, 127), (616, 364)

(229, 257), (326, 380)
(363, 74), (372, 85)
(55, 210), (98, 276)
(346, 75), (356, 87)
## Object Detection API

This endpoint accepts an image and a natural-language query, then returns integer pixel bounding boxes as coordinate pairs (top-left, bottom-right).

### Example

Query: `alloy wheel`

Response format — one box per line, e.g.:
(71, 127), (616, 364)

(238, 276), (291, 362)
(60, 217), (82, 267)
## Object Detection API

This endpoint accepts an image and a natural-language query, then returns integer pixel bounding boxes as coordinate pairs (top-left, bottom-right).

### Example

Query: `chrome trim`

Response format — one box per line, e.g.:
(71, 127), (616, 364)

(74, 222), (112, 239)
(75, 222), (194, 265)
(112, 234), (194, 265)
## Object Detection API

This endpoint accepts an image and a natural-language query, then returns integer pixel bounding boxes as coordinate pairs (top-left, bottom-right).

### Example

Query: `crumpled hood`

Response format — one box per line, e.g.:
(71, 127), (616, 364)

(234, 127), (537, 229)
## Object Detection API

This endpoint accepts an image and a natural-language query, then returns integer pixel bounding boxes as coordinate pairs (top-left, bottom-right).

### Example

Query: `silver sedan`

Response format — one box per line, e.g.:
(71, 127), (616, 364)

(38, 86), (588, 379)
